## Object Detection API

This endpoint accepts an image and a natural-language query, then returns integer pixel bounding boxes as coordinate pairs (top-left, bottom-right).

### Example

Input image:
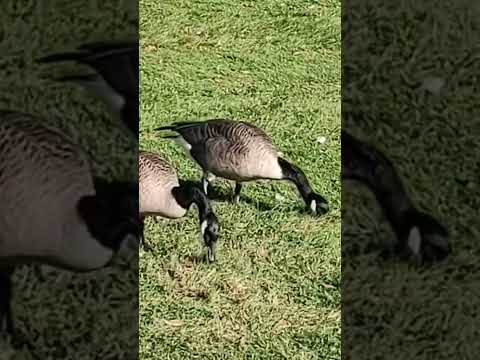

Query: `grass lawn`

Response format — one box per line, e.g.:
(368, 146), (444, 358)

(0, 2), (137, 359)
(139, 0), (341, 359)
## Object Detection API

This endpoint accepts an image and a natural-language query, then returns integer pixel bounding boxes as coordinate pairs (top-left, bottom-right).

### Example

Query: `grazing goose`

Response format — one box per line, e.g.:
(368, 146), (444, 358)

(0, 110), (139, 336)
(342, 129), (450, 265)
(36, 39), (138, 137)
(139, 151), (220, 262)
(155, 119), (329, 216)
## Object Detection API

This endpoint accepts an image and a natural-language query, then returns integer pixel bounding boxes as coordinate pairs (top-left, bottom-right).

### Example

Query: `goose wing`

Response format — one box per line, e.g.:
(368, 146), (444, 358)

(37, 39), (138, 98)
(157, 119), (278, 178)
(157, 118), (273, 149)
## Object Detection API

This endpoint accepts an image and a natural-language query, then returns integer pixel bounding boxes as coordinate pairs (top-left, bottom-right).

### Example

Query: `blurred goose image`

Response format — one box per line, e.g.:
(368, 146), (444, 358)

(342, 129), (450, 265)
(139, 151), (220, 262)
(36, 39), (138, 137)
(0, 110), (139, 336)
(155, 119), (329, 216)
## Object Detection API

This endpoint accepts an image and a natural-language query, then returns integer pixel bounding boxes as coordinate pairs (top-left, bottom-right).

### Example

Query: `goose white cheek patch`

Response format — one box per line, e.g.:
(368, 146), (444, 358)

(200, 220), (208, 236)
(207, 173), (216, 182)
(310, 200), (317, 214)
(407, 227), (422, 255)
(174, 137), (192, 151)
(176, 137), (198, 166)
(202, 180), (208, 194)
(198, 220), (208, 247)
(105, 82), (126, 112)
(86, 78), (125, 112)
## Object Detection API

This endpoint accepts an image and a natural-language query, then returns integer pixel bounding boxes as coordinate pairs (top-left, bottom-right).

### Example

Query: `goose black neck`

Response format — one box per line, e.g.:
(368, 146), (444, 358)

(341, 135), (415, 236)
(380, 184), (415, 236)
(172, 181), (213, 220)
(342, 174), (415, 237)
(278, 157), (312, 204)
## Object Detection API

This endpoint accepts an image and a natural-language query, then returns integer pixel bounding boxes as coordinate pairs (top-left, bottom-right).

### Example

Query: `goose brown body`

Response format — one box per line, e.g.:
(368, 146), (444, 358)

(139, 151), (186, 219)
(156, 119), (329, 216)
(0, 110), (138, 336)
(0, 111), (115, 271)
(165, 119), (283, 182)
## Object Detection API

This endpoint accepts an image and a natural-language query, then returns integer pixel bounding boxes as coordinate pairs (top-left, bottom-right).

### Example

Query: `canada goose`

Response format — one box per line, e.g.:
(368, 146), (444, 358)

(342, 129), (450, 265)
(36, 39), (138, 137)
(155, 119), (329, 216)
(0, 110), (139, 336)
(139, 151), (220, 261)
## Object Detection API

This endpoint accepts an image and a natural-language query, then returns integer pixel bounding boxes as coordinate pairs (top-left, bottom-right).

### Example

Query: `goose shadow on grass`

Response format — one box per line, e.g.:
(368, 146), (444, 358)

(178, 179), (288, 213)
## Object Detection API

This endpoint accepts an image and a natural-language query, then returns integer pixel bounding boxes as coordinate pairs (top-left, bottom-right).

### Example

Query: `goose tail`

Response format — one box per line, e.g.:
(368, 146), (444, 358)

(154, 125), (176, 132)
(154, 121), (205, 132)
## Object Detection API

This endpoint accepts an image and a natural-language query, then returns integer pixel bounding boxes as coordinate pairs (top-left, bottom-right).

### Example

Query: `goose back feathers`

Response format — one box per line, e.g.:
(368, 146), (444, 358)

(139, 151), (186, 219)
(160, 119), (283, 181)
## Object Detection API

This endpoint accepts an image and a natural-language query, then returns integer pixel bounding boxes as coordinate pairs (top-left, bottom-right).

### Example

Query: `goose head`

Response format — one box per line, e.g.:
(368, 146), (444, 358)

(398, 210), (450, 266)
(306, 192), (330, 216)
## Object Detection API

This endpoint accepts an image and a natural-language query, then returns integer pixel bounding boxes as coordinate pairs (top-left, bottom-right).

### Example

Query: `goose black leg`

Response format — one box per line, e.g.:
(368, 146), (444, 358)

(233, 182), (242, 204)
(139, 217), (152, 252)
(0, 267), (14, 336)
(201, 171), (216, 195)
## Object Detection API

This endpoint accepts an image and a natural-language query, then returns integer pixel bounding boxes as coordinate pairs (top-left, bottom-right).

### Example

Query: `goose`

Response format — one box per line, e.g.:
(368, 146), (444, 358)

(36, 39), (138, 137)
(155, 119), (329, 216)
(342, 129), (450, 265)
(0, 110), (139, 336)
(139, 151), (220, 262)
(34, 38), (139, 281)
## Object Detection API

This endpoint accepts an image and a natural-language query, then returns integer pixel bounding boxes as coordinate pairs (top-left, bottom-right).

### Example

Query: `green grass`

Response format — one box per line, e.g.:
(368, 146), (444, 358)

(0, 2), (137, 359)
(342, 1), (480, 359)
(140, 0), (340, 359)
